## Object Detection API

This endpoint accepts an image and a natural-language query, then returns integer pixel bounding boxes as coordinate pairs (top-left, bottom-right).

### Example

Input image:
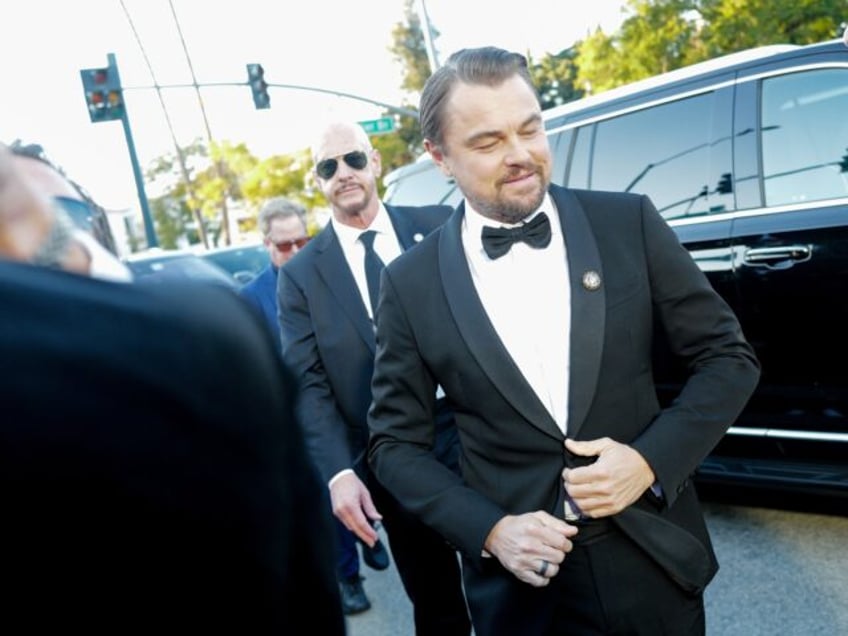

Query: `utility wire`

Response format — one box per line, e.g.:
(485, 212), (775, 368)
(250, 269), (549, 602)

(119, 0), (210, 247)
(168, 0), (232, 246)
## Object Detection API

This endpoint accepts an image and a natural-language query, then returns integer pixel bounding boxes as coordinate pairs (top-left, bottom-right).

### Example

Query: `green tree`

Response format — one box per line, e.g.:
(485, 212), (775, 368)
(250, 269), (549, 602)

(375, 0), (438, 184)
(239, 148), (327, 233)
(697, 0), (848, 56)
(144, 139), (331, 247)
(575, 0), (847, 96)
(388, 0), (436, 93)
(529, 47), (585, 109)
(577, 0), (698, 94)
(149, 197), (182, 249)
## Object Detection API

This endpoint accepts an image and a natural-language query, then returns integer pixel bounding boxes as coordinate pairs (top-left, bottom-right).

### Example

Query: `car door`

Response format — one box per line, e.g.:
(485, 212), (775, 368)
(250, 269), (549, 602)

(728, 65), (848, 471)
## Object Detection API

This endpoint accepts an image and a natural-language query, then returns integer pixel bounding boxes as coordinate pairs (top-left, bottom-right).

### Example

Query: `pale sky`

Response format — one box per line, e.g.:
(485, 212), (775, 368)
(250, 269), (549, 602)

(0, 0), (628, 211)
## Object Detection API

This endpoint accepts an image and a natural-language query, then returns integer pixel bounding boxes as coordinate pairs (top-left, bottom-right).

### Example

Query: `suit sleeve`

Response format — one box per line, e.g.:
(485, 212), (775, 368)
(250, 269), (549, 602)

(630, 195), (760, 506)
(277, 265), (353, 484)
(368, 269), (507, 564)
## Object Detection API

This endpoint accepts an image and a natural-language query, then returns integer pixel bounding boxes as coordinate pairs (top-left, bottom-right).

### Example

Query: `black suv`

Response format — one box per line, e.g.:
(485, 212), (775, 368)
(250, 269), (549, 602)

(383, 36), (848, 499)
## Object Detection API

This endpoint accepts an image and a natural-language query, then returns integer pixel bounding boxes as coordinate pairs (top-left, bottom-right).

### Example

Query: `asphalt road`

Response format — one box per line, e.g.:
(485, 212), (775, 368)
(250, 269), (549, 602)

(346, 498), (848, 635)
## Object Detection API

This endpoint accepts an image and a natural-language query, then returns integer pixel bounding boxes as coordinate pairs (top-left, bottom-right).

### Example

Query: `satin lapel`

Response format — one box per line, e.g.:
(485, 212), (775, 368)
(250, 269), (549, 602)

(555, 188), (605, 439)
(439, 204), (561, 439)
(313, 225), (376, 352)
(385, 206), (415, 250)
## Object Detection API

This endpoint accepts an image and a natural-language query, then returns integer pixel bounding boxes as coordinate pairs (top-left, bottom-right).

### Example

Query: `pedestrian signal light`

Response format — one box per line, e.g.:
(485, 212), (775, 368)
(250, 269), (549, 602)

(246, 63), (270, 109)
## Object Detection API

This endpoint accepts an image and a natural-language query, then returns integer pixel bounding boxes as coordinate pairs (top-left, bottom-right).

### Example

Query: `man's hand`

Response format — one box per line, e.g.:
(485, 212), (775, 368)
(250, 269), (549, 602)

(484, 511), (577, 587)
(563, 437), (655, 518)
(329, 472), (382, 547)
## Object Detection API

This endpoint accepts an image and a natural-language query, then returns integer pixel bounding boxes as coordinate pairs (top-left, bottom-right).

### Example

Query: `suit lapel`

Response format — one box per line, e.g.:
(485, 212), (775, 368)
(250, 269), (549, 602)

(439, 204), (561, 439)
(554, 188), (605, 439)
(385, 206), (416, 250)
(313, 225), (376, 352)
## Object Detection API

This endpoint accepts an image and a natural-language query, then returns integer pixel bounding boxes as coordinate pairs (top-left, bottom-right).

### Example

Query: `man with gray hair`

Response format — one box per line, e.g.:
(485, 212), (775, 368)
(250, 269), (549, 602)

(239, 196), (310, 350)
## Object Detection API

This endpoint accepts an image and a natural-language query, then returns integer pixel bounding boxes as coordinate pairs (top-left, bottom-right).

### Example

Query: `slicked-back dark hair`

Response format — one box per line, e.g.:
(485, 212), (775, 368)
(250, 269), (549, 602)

(419, 46), (538, 150)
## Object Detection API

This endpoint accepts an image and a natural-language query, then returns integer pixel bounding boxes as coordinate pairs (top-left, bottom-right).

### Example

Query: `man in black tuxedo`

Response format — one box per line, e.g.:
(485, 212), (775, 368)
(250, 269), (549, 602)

(368, 48), (761, 635)
(0, 142), (344, 633)
(277, 121), (470, 632)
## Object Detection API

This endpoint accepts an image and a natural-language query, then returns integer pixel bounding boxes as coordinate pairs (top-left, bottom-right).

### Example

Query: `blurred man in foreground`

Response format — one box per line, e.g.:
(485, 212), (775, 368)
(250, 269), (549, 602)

(8, 140), (132, 281)
(0, 142), (344, 633)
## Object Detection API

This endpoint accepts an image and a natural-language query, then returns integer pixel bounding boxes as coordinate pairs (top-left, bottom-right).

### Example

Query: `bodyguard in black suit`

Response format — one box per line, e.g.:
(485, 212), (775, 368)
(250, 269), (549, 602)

(368, 48), (760, 635)
(278, 121), (470, 632)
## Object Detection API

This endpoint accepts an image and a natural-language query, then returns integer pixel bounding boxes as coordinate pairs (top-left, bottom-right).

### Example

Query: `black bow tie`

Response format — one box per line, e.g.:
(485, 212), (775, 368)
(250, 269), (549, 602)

(481, 212), (552, 259)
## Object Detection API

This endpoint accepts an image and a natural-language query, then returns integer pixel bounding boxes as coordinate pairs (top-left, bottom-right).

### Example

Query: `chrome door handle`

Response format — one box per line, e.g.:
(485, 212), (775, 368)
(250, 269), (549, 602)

(742, 245), (812, 267)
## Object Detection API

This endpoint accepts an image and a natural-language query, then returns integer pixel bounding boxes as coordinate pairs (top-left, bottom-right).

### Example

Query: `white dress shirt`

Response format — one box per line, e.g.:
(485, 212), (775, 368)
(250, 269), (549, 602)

(461, 194), (571, 433)
(328, 205), (404, 489)
(331, 205), (403, 321)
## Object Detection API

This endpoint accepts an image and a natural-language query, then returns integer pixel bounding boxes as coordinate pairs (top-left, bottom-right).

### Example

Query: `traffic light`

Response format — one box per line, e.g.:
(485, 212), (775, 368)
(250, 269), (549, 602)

(80, 62), (124, 123)
(246, 63), (270, 109)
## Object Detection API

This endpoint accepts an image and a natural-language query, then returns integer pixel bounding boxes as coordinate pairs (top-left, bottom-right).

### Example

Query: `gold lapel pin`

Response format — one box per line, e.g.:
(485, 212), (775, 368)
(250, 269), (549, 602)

(582, 270), (602, 291)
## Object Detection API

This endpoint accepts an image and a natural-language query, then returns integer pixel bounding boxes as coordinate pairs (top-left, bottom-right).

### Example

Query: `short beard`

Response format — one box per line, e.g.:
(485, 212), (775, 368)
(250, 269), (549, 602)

(468, 177), (547, 225)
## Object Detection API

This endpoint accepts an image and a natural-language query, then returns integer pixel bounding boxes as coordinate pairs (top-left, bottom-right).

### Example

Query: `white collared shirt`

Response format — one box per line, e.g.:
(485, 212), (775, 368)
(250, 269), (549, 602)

(461, 194), (571, 433)
(331, 204), (403, 320)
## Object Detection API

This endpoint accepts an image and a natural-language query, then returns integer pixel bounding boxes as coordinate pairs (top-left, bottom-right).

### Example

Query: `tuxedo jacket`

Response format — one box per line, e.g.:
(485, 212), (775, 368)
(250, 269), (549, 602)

(368, 185), (760, 592)
(0, 261), (343, 634)
(277, 203), (454, 484)
(239, 263), (281, 351)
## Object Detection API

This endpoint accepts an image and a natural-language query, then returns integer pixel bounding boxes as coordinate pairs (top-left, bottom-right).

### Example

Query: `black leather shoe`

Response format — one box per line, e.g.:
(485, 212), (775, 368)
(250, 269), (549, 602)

(339, 575), (371, 615)
(361, 538), (390, 571)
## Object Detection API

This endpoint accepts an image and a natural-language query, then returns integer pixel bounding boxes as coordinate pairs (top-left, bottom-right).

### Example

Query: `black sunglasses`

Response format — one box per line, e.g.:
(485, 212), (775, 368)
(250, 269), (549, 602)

(315, 150), (369, 180)
(272, 236), (310, 254)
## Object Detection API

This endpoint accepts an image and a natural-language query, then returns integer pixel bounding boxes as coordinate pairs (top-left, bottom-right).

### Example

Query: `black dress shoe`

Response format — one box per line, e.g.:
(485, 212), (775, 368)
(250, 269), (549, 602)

(361, 538), (390, 571)
(339, 575), (371, 615)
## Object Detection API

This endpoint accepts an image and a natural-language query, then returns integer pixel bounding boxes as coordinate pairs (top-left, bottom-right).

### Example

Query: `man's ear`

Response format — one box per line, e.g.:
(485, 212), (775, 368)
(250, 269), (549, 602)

(424, 140), (451, 178)
(370, 148), (382, 178)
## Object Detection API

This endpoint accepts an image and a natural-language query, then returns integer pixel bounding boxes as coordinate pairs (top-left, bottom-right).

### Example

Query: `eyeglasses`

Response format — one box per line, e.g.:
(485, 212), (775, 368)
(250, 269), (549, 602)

(315, 150), (369, 180)
(53, 196), (94, 232)
(272, 236), (310, 253)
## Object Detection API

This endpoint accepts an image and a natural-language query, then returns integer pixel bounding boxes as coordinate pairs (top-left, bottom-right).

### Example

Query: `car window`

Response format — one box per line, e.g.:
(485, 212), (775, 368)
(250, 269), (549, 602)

(383, 160), (460, 207)
(761, 68), (848, 206)
(125, 253), (237, 289)
(202, 244), (269, 281)
(580, 91), (734, 221)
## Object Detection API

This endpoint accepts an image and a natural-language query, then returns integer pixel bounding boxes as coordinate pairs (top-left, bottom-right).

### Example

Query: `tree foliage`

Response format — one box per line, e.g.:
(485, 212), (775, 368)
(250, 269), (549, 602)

(143, 138), (321, 248)
(576, 0), (848, 95)
(697, 0), (847, 56)
(529, 47), (585, 109)
(388, 0), (436, 93)
(374, 0), (440, 181)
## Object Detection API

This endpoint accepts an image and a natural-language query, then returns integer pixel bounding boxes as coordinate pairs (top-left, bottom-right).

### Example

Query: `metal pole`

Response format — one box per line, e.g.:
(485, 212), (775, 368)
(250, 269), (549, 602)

(111, 52), (157, 248)
(416, 0), (440, 74)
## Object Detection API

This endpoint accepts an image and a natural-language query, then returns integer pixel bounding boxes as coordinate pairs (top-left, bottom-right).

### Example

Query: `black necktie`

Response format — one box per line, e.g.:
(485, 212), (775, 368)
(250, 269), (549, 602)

(359, 230), (385, 316)
(481, 212), (552, 259)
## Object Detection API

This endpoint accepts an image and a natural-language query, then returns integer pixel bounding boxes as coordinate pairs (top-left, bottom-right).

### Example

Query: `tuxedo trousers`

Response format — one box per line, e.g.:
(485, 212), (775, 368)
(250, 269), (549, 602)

(463, 520), (706, 636)
(367, 406), (470, 636)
